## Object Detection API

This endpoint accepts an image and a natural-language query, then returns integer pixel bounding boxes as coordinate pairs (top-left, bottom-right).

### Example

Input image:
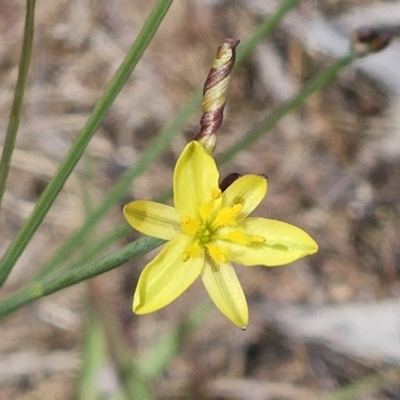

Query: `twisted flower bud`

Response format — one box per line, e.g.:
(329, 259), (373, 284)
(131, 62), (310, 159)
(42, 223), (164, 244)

(194, 38), (239, 154)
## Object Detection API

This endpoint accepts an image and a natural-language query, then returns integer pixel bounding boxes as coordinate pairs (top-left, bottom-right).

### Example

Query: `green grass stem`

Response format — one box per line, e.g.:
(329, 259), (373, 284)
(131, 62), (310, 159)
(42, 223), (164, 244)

(0, 236), (163, 320)
(76, 311), (108, 400)
(0, 0), (36, 211)
(0, 0), (173, 286)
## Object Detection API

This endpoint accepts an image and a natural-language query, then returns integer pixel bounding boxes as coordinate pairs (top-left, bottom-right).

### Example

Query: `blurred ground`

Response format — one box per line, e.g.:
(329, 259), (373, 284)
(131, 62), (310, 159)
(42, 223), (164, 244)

(1, 0), (400, 399)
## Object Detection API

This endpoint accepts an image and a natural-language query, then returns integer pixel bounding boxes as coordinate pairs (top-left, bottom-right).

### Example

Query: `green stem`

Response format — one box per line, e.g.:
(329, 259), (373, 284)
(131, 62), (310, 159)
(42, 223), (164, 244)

(0, 0), (36, 212)
(92, 293), (155, 400)
(47, 224), (131, 280)
(0, 236), (163, 320)
(76, 310), (107, 400)
(0, 0), (173, 286)
(34, 0), (300, 280)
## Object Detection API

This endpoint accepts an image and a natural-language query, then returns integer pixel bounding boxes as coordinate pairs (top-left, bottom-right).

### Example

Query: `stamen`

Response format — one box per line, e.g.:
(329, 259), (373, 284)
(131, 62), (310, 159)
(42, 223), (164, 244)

(216, 231), (266, 245)
(251, 235), (265, 243)
(184, 241), (202, 260)
(182, 216), (198, 236)
(199, 201), (214, 221)
(206, 243), (228, 264)
(211, 187), (222, 199)
(199, 188), (221, 221)
(211, 205), (241, 228)
(182, 251), (190, 262)
(218, 230), (251, 245)
(232, 203), (243, 213)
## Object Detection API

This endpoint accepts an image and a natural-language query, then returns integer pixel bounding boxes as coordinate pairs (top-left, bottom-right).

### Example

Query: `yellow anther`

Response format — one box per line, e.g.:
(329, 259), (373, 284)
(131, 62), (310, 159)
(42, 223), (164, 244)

(182, 216), (198, 236)
(206, 243), (228, 264)
(211, 187), (222, 199)
(232, 203), (243, 214)
(219, 230), (250, 245)
(184, 241), (202, 260)
(251, 235), (265, 243)
(212, 206), (239, 228)
(182, 251), (190, 262)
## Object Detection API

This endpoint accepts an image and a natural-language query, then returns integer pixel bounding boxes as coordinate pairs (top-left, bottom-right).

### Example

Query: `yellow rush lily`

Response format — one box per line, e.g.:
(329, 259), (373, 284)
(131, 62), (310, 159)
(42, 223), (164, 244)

(123, 141), (318, 328)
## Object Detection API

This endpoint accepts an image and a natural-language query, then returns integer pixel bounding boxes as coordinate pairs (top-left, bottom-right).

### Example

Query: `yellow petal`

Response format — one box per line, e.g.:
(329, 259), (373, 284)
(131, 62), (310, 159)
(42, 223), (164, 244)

(173, 141), (220, 219)
(201, 260), (248, 329)
(133, 236), (204, 314)
(124, 201), (181, 240)
(222, 175), (267, 218)
(223, 218), (318, 266)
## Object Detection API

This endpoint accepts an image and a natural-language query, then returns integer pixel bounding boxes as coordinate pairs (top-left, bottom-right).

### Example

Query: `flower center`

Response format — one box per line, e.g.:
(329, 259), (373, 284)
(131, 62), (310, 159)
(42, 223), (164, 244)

(181, 187), (248, 263)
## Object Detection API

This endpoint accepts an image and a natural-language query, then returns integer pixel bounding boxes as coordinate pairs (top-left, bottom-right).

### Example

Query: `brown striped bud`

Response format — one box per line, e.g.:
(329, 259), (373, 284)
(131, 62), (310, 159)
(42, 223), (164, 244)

(351, 28), (392, 57)
(194, 38), (239, 154)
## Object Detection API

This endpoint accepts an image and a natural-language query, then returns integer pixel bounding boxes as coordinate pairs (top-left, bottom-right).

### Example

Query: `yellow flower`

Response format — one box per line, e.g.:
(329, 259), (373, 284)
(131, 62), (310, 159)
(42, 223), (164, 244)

(123, 141), (318, 328)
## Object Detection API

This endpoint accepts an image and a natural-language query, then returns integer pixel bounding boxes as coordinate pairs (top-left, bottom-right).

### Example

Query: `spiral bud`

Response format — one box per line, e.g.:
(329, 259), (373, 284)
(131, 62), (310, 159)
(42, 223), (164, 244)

(194, 38), (239, 154)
